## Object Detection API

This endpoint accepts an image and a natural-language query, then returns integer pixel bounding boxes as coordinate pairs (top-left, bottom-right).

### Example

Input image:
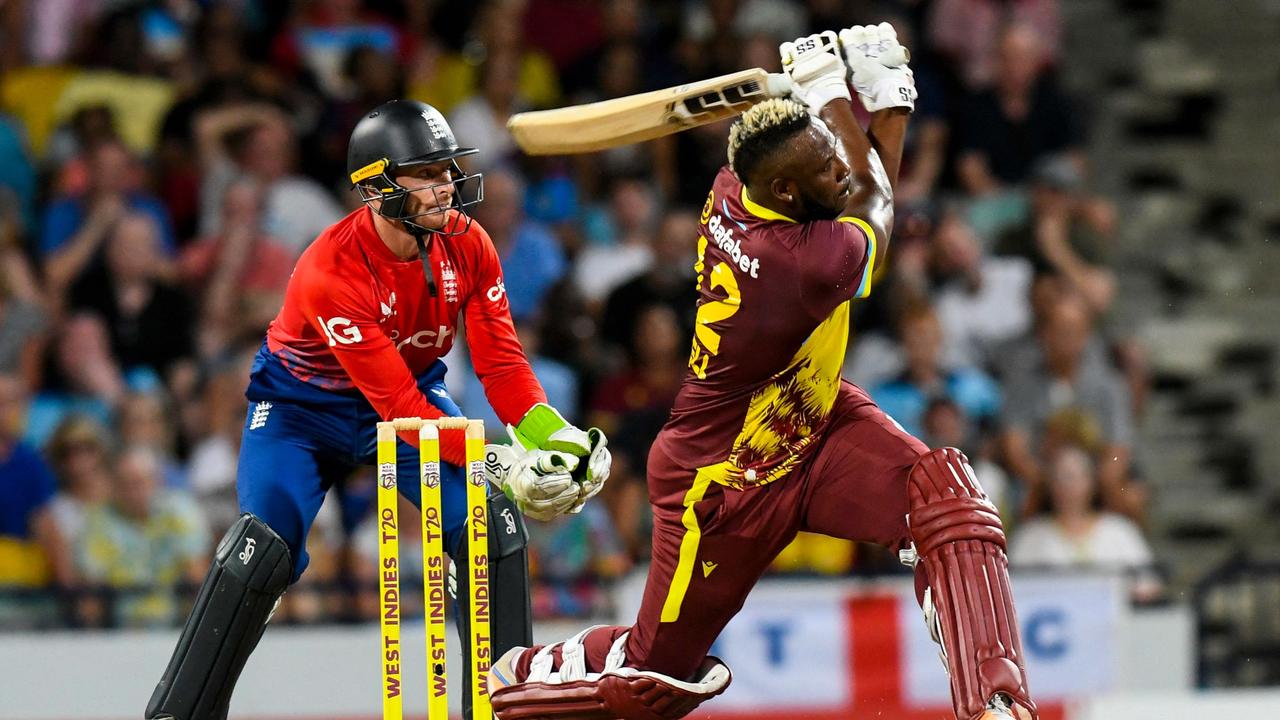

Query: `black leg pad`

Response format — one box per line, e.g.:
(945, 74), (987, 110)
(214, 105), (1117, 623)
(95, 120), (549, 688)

(146, 514), (292, 720)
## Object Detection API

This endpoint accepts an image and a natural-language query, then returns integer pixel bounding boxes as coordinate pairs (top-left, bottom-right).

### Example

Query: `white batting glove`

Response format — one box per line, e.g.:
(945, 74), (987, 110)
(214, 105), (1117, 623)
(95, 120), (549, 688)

(780, 31), (851, 116)
(485, 436), (581, 522)
(838, 23), (916, 112)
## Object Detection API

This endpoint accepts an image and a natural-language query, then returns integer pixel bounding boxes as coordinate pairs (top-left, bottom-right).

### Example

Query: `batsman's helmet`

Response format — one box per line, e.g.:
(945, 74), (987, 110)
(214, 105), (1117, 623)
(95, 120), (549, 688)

(347, 99), (483, 235)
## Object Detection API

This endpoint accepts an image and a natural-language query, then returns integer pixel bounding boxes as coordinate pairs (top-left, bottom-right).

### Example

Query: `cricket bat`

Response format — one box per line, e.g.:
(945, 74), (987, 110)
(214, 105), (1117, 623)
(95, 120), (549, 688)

(507, 68), (792, 155)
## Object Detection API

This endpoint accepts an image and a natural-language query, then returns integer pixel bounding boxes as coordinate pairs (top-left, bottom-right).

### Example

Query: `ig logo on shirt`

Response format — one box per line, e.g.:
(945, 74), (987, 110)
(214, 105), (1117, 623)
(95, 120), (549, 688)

(318, 316), (363, 346)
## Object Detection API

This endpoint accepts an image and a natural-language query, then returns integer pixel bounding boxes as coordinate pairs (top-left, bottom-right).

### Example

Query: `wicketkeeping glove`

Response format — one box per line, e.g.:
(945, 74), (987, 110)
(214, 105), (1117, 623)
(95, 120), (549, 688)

(780, 31), (851, 116)
(485, 432), (580, 521)
(510, 403), (611, 512)
(838, 22), (916, 112)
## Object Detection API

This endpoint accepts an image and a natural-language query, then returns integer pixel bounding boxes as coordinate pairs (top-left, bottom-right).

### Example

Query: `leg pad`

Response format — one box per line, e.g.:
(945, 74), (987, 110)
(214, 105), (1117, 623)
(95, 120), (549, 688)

(908, 448), (1037, 720)
(145, 514), (291, 720)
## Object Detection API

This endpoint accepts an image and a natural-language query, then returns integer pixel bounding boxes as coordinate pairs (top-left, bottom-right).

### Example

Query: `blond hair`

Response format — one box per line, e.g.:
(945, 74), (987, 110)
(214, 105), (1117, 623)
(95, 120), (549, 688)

(727, 98), (810, 180)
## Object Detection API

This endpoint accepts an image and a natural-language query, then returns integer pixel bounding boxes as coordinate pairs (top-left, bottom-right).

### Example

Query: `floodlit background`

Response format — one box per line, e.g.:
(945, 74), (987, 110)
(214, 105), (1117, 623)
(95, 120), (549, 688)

(1, 1), (1278, 718)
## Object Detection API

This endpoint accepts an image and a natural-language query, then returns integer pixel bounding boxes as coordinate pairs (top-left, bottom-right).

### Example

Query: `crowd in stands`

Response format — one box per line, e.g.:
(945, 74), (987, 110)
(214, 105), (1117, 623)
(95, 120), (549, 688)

(0, 0), (1163, 630)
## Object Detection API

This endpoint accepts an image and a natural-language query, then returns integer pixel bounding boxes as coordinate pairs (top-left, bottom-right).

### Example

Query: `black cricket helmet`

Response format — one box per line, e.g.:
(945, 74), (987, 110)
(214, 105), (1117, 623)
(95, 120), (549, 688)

(347, 99), (483, 236)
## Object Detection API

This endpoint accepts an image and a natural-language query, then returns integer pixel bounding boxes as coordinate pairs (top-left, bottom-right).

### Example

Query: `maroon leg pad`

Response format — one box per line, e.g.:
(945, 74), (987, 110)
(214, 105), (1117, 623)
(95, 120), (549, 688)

(908, 448), (1037, 720)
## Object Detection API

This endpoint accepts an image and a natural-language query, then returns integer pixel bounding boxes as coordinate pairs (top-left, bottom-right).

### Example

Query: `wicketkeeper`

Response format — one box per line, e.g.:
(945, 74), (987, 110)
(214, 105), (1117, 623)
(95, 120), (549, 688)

(146, 100), (611, 720)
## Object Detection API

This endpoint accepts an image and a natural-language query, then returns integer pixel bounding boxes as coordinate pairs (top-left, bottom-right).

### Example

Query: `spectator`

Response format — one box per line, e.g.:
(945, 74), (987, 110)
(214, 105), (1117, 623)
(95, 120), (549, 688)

(931, 208), (1034, 369)
(472, 169), (566, 323)
(67, 212), (194, 382)
(41, 140), (177, 301)
(0, 113), (36, 229)
(600, 208), (698, 356)
(682, 0), (806, 62)
(42, 139), (179, 312)
(412, 0), (561, 116)
(181, 178), (294, 357)
(26, 316), (124, 445)
(996, 156), (1118, 315)
(75, 446), (208, 628)
(999, 291), (1140, 520)
(882, 17), (951, 206)
(589, 304), (685, 444)
(957, 23), (1081, 194)
(869, 302), (1002, 439)
(117, 390), (185, 491)
(575, 176), (658, 308)
(560, 0), (662, 98)
(270, 0), (409, 98)
(567, 42), (653, 197)
(1010, 444), (1162, 601)
(0, 373), (70, 596)
(185, 346), (257, 535)
(0, 199), (49, 386)
(195, 105), (342, 256)
(314, 45), (406, 183)
(44, 106), (121, 198)
(928, 0), (1062, 90)
(449, 49), (526, 174)
(43, 416), (113, 562)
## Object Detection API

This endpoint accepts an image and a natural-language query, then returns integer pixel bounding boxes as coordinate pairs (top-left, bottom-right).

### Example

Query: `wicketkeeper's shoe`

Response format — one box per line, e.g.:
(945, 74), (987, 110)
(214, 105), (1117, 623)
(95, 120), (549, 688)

(977, 693), (1035, 720)
(488, 645), (528, 692)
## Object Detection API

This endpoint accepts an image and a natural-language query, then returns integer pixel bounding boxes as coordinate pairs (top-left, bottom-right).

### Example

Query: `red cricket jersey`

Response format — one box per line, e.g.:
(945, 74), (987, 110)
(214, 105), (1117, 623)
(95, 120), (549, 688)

(266, 206), (545, 457)
(658, 166), (877, 489)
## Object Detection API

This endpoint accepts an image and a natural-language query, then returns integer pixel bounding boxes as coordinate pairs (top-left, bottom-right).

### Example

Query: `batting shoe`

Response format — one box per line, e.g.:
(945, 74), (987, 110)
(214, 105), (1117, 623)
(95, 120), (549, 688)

(489, 645), (528, 692)
(977, 693), (1035, 720)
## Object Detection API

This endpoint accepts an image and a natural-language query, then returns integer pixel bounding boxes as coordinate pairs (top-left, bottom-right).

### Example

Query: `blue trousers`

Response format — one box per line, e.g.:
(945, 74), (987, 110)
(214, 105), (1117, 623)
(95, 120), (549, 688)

(237, 346), (470, 581)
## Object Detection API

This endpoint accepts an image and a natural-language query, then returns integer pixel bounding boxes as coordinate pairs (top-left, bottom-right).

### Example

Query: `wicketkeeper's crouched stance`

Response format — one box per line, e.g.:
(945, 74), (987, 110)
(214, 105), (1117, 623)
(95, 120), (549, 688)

(146, 100), (611, 720)
(486, 25), (1037, 720)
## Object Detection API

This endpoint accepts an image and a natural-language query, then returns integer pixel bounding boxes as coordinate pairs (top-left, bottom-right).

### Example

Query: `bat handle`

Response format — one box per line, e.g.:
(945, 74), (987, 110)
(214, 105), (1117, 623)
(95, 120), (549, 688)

(765, 73), (793, 98)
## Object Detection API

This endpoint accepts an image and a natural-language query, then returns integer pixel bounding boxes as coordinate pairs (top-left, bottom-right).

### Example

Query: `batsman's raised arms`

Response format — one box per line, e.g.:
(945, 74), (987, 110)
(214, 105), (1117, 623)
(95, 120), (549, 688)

(507, 68), (792, 155)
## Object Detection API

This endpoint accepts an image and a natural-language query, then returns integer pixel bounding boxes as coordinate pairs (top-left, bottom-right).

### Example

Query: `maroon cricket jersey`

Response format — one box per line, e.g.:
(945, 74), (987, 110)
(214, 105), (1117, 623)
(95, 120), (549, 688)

(659, 166), (878, 489)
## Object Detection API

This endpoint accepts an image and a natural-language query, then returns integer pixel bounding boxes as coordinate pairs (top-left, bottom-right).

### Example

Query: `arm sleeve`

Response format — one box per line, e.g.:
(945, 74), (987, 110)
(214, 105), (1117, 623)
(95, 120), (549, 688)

(796, 216), (876, 320)
(24, 452), (59, 533)
(463, 228), (547, 426)
(295, 270), (467, 463)
(38, 201), (77, 257)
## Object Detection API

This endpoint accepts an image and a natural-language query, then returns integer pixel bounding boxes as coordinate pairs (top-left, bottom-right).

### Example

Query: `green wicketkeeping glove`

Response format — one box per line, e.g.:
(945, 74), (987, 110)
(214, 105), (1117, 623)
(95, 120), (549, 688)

(512, 403), (611, 512)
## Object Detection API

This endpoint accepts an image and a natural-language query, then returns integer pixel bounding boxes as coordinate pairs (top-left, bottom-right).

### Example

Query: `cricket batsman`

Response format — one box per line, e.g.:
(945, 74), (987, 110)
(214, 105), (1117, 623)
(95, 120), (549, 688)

(486, 25), (1038, 720)
(146, 100), (611, 720)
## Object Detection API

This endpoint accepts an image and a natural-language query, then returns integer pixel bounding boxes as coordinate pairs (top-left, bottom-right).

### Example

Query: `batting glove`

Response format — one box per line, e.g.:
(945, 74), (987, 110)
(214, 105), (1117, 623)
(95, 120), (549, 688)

(780, 31), (851, 116)
(838, 23), (916, 112)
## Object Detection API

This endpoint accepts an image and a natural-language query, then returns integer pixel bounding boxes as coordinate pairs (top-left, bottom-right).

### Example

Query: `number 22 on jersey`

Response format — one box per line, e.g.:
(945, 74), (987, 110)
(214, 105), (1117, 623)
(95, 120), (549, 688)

(688, 235), (742, 379)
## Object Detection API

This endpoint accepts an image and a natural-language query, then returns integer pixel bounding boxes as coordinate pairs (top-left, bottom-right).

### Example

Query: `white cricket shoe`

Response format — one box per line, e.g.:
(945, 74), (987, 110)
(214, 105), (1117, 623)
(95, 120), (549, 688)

(488, 645), (528, 692)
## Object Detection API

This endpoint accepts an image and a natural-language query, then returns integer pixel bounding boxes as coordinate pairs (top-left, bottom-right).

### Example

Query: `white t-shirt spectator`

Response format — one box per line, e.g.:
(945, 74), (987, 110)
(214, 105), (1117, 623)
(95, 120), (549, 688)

(573, 243), (652, 305)
(448, 98), (518, 175)
(934, 256), (1033, 369)
(1010, 513), (1154, 571)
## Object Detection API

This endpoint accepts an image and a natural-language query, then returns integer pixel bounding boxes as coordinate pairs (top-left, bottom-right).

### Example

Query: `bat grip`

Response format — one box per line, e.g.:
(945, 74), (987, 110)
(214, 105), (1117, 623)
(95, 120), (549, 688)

(765, 73), (793, 98)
